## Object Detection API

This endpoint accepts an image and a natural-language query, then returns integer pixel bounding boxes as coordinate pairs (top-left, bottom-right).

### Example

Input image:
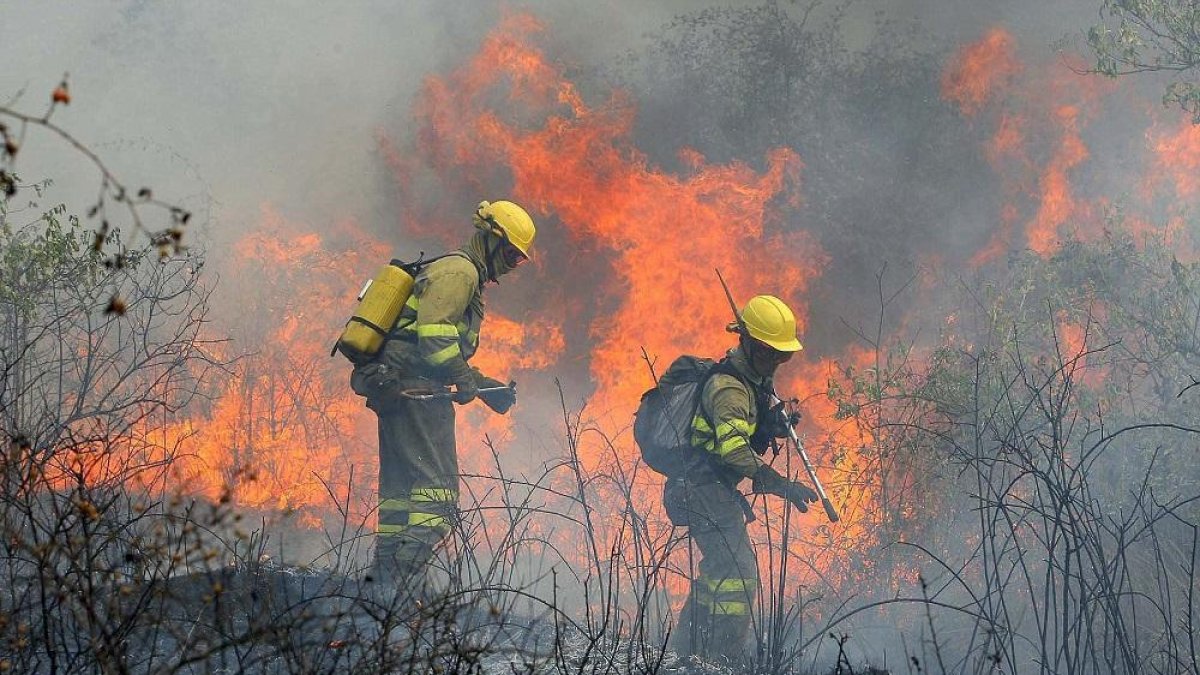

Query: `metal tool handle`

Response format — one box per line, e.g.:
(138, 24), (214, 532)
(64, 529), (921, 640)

(771, 392), (840, 523)
(399, 382), (516, 401)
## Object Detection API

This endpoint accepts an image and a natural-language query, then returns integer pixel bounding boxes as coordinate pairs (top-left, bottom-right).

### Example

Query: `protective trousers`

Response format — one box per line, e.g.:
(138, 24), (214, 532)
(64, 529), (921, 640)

(663, 476), (758, 663)
(370, 387), (459, 586)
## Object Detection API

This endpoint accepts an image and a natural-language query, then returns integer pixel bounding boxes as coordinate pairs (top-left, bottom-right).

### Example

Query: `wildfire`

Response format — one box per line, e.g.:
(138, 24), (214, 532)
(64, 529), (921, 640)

(130, 13), (1197, 608)
(375, 12), (910, 600)
(940, 27), (1021, 117)
(1151, 119), (1200, 202)
(945, 28), (1114, 259)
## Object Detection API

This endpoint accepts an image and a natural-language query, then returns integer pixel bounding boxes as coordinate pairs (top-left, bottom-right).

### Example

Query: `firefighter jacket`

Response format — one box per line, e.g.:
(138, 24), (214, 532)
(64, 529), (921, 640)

(689, 346), (770, 485)
(387, 256), (483, 386)
(364, 232), (500, 392)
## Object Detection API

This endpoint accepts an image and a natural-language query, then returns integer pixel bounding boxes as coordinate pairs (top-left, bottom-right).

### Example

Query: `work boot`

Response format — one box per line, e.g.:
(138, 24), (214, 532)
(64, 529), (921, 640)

(369, 544), (434, 596)
(669, 596), (708, 659)
(707, 614), (752, 663)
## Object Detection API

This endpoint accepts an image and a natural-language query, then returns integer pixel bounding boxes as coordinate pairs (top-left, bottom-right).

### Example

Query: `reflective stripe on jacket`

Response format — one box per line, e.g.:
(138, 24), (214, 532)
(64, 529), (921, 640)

(689, 347), (767, 481)
(391, 253), (483, 383)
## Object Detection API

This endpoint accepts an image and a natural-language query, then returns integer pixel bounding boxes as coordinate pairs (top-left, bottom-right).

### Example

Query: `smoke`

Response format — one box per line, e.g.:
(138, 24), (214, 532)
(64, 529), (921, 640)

(6, 0), (1199, 669)
(0, 2), (759, 235)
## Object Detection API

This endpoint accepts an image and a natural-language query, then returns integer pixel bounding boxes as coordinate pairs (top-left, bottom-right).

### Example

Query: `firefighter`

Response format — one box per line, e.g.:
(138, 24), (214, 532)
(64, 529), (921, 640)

(664, 294), (819, 663)
(350, 200), (535, 586)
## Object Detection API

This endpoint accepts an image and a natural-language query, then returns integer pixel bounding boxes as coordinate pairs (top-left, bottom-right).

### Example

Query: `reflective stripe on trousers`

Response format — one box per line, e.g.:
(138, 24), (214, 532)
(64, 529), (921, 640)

(695, 575), (755, 616)
(377, 486), (459, 537)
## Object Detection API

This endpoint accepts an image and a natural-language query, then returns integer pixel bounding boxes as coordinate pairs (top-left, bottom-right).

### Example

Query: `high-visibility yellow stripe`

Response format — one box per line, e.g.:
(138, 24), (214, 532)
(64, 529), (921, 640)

(426, 343), (462, 365)
(691, 416), (714, 451)
(379, 498), (411, 512)
(405, 295), (419, 310)
(408, 512), (449, 529)
(377, 523), (408, 535)
(416, 323), (460, 338)
(705, 577), (753, 593)
(716, 420), (752, 436)
(693, 415), (756, 456)
(465, 330), (479, 346)
(715, 435), (750, 457)
(411, 487), (456, 503)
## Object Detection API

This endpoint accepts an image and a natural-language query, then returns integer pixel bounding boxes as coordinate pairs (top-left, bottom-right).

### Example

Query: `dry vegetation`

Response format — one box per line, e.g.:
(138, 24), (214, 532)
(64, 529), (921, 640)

(3, 3), (1200, 673)
(3, 200), (1198, 674)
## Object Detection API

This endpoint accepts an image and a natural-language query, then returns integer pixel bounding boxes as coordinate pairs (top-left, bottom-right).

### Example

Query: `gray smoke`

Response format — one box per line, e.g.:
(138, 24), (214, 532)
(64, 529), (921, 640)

(5, 1), (1184, 670)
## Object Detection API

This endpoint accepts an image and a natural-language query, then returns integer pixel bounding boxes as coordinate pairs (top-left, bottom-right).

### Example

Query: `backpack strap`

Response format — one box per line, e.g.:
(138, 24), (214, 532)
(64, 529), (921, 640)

(395, 250), (470, 276)
(693, 358), (772, 460)
(693, 357), (740, 426)
(690, 357), (761, 522)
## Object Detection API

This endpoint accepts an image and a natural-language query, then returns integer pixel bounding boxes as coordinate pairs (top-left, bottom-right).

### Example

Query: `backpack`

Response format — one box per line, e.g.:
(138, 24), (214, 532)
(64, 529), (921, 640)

(633, 355), (719, 476)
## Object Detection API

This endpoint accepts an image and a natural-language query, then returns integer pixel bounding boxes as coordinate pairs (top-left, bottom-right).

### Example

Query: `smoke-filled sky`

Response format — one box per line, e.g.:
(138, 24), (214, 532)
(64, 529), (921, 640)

(11, 0), (1181, 480)
(4, 0), (1155, 474)
(9, 1), (1196, 664)
(8, 0), (1173, 444)
(4, 0), (1102, 241)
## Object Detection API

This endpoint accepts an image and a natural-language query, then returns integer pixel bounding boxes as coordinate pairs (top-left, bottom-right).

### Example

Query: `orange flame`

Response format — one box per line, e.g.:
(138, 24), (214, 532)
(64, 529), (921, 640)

(1151, 119), (1200, 201)
(945, 29), (1112, 259)
(1027, 105), (1090, 255)
(383, 13), (909, 600)
(158, 207), (383, 526)
(940, 27), (1021, 117)
(403, 14), (823, 443)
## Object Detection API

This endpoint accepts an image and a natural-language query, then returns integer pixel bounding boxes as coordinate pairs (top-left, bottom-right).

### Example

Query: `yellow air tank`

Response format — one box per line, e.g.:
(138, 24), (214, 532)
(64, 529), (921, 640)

(336, 261), (414, 361)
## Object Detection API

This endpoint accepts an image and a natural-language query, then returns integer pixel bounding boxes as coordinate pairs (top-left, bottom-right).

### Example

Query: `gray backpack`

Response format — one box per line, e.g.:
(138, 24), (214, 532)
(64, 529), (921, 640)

(633, 355), (719, 476)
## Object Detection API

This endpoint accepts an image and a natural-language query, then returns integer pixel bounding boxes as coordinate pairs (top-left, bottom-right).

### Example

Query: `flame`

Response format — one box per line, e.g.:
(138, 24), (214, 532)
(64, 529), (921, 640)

(1140, 118), (1200, 261)
(155, 207), (383, 526)
(1055, 310), (1111, 390)
(1151, 119), (1200, 201)
(940, 27), (1021, 117)
(401, 14), (822, 442)
(378, 12), (915, 602)
(471, 314), (563, 373)
(944, 29), (1113, 259)
(1027, 105), (1091, 255)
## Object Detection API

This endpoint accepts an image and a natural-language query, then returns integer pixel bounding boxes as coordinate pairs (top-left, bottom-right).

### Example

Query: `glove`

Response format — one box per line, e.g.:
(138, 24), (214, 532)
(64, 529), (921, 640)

(477, 376), (517, 414)
(750, 402), (798, 455)
(451, 376), (478, 405)
(752, 465), (818, 513)
(350, 363), (395, 398)
(782, 481), (819, 513)
(751, 465), (789, 496)
(759, 401), (799, 440)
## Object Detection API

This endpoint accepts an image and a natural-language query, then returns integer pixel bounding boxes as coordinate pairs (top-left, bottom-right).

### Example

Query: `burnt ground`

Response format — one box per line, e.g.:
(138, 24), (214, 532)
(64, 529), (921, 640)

(83, 564), (886, 674)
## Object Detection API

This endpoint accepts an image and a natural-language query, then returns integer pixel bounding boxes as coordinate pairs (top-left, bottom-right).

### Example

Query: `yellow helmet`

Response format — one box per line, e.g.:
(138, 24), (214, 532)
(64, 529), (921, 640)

(476, 200), (536, 258)
(740, 295), (803, 352)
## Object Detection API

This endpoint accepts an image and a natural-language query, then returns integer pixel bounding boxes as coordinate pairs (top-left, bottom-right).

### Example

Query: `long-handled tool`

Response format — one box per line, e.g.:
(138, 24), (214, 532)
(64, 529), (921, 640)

(399, 382), (516, 401)
(715, 267), (839, 523)
(770, 392), (840, 523)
